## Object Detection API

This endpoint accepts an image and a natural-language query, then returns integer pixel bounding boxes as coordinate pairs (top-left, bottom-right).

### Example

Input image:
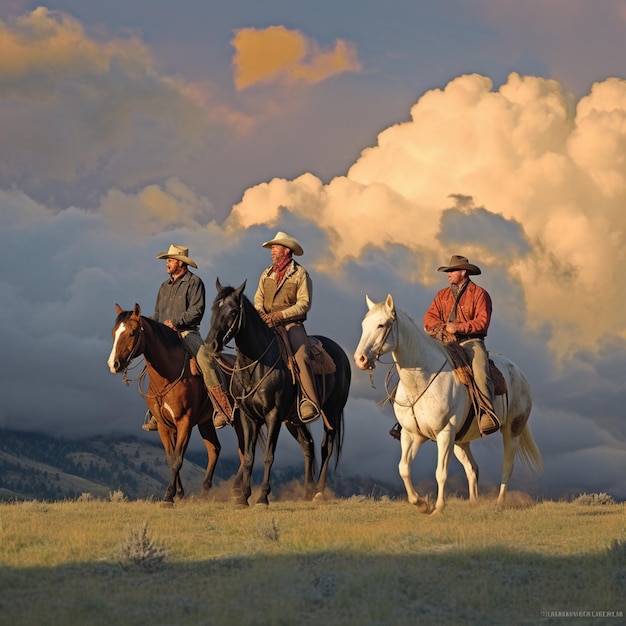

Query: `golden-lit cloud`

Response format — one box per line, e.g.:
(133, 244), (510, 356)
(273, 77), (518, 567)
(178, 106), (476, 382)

(232, 25), (361, 90)
(0, 8), (225, 189)
(229, 72), (626, 356)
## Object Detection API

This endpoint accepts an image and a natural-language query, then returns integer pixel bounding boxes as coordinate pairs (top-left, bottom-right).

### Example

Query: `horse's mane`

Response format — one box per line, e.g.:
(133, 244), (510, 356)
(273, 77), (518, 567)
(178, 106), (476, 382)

(394, 305), (448, 363)
(214, 284), (270, 334)
(115, 309), (183, 352)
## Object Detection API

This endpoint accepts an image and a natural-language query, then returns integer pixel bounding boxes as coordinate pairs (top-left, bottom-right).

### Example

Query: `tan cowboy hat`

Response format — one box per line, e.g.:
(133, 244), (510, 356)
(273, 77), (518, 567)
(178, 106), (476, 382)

(437, 255), (481, 275)
(261, 231), (304, 256)
(156, 244), (198, 268)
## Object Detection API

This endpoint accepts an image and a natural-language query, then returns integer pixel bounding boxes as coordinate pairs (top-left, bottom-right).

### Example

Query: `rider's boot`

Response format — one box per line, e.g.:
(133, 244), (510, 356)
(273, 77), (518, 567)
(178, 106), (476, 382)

(299, 398), (320, 423)
(208, 385), (234, 429)
(389, 423), (402, 440)
(141, 410), (158, 431)
(478, 398), (500, 436)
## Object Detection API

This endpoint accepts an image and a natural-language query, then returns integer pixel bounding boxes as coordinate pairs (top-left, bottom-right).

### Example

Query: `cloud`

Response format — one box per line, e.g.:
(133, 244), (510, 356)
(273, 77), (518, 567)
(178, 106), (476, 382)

(232, 25), (361, 90)
(0, 8), (215, 200)
(229, 72), (626, 357)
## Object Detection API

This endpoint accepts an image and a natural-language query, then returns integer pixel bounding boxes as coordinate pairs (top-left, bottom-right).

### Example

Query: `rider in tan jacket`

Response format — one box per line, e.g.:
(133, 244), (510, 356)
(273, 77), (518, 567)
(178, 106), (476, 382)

(254, 231), (321, 423)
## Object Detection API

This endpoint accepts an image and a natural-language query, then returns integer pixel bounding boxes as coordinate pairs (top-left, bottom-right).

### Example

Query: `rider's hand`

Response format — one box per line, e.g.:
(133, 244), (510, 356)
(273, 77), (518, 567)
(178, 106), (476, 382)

(261, 311), (283, 326)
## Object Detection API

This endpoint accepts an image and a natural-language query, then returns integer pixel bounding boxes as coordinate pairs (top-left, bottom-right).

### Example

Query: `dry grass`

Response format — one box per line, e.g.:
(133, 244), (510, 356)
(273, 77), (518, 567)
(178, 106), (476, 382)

(0, 495), (624, 625)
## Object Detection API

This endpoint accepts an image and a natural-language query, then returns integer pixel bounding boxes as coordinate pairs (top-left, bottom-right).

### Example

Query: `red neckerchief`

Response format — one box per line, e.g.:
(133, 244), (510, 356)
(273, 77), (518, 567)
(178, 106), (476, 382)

(273, 254), (293, 285)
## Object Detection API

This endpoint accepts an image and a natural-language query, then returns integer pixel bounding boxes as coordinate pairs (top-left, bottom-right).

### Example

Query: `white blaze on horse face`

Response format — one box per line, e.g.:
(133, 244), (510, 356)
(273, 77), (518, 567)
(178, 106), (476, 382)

(107, 322), (127, 373)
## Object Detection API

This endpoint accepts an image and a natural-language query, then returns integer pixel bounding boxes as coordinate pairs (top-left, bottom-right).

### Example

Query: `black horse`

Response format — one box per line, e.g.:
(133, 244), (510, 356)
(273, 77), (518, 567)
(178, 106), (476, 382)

(205, 280), (351, 506)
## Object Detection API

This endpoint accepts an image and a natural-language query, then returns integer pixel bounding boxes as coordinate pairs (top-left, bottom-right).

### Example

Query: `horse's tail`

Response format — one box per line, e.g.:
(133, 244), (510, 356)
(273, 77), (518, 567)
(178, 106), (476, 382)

(333, 407), (345, 471)
(517, 423), (543, 474)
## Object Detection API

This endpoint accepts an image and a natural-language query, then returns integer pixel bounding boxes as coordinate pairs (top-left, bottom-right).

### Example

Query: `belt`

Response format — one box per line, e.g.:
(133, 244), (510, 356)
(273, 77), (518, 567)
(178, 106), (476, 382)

(458, 334), (485, 342)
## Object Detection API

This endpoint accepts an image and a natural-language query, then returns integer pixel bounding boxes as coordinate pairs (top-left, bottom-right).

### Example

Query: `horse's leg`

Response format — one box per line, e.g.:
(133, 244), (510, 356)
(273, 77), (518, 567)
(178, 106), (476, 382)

(255, 414), (282, 506)
(234, 415), (257, 507)
(398, 427), (429, 512)
(196, 419), (221, 498)
(315, 424), (333, 500)
(432, 429), (455, 514)
(157, 424), (179, 505)
(453, 442), (479, 505)
(232, 416), (246, 487)
(166, 415), (194, 503)
(497, 424), (520, 507)
(284, 422), (316, 501)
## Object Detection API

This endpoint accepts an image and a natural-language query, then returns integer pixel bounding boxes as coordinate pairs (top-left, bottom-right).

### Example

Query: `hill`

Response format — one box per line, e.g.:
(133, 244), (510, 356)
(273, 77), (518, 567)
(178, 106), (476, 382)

(0, 428), (402, 502)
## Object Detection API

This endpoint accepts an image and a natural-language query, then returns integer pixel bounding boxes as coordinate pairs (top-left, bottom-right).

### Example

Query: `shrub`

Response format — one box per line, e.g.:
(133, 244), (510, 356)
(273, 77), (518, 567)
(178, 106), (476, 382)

(573, 492), (616, 506)
(108, 489), (128, 503)
(116, 521), (167, 570)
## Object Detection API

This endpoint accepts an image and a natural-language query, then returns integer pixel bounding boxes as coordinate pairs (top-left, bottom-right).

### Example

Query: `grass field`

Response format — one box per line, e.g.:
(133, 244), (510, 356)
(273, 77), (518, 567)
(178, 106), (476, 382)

(0, 493), (624, 625)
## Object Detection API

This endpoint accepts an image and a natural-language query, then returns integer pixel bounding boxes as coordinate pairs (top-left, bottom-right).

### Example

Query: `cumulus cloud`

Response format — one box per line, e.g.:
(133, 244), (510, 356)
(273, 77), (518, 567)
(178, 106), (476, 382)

(229, 72), (626, 357)
(232, 25), (361, 90)
(0, 6), (624, 500)
(0, 8), (214, 200)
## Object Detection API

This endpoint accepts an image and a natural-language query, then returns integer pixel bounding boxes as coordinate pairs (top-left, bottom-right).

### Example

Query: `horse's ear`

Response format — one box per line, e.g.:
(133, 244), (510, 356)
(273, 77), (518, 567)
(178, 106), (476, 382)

(365, 295), (375, 310)
(115, 304), (123, 315)
(215, 277), (222, 292)
(235, 280), (247, 297)
(385, 294), (395, 313)
(133, 303), (141, 318)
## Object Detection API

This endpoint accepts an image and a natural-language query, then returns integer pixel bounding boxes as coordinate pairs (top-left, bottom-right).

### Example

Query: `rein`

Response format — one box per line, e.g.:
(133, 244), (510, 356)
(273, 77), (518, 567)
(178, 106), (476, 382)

(222, 295), (284, 403)
(119, 321), (188, 399)
(370, 311), (448, 440)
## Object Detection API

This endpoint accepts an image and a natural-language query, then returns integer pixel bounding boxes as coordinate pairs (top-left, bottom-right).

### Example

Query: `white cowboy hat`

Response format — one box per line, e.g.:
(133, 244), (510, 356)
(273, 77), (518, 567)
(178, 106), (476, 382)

(156, 244), (198, 268)
(261, 231), (304, 256)
(437, 255), (481, 275)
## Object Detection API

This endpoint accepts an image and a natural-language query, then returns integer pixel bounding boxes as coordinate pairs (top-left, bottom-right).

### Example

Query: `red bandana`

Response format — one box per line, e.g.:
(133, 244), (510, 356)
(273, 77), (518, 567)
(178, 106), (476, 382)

(273, 254), (292, 285)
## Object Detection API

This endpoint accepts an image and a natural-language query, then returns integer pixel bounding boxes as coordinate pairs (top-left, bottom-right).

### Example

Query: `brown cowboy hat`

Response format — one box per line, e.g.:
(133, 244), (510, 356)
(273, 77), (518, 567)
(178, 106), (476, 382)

(156, 244), (198, 268)
(261, 231), (304, 256)
(437, 255), (481, 275)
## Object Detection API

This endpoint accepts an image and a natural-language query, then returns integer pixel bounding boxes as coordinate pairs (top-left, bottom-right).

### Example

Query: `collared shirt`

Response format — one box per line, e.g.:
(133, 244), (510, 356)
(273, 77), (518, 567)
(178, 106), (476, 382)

(152, 270), (205, 332)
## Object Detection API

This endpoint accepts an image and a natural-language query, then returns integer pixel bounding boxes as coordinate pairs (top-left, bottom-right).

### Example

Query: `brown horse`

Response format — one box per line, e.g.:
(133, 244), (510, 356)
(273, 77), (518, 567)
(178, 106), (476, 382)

(107, 303), (243, 505)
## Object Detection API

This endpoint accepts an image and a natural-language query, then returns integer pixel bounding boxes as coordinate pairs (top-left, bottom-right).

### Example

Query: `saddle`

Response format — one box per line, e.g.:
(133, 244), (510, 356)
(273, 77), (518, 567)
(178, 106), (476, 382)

(273, 328), (337, 377)
(443, 342), (507, 396)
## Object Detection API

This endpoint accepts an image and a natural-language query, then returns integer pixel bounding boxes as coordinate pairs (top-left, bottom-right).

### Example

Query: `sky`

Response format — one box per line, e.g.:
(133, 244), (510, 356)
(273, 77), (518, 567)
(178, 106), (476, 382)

(1, 0), (626, 501)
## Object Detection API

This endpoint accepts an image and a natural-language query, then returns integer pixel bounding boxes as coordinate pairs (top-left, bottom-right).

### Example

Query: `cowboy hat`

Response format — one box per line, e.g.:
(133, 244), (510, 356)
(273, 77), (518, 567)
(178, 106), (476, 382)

(156, 244), (198, 268)
(437, 255), (481, 275)
(261, 231), (304, 256)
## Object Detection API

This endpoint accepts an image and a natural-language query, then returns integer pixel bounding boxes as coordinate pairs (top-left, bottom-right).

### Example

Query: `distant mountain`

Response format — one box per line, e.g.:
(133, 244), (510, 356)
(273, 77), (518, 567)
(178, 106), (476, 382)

(0, 429), (403, 502)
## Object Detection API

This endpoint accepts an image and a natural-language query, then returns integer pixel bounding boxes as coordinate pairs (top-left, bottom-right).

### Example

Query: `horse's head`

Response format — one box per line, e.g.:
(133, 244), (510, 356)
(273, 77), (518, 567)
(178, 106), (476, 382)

(353, 294), (398, 371)
(206, 278), (246, 354)
(107, 303), (144, 374)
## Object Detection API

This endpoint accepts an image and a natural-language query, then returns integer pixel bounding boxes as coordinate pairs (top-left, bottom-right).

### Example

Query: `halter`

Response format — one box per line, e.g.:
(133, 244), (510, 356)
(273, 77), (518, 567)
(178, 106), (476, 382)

(221, 295), (244, 348)
(367, 309), (397, 388)
(120, 322), (145, 385)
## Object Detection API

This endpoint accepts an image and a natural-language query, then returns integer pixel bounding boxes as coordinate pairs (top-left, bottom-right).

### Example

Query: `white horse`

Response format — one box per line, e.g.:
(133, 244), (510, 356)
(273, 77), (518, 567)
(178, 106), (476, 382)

(353, 294), (542, 513)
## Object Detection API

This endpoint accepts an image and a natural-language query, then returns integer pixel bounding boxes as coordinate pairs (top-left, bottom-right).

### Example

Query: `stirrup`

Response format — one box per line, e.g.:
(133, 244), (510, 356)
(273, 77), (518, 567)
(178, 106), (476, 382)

(389, 423), (402, 440)
(479, 412), (500, 436)
(141, 411), (158, 431)
(298, 399), (320, 424)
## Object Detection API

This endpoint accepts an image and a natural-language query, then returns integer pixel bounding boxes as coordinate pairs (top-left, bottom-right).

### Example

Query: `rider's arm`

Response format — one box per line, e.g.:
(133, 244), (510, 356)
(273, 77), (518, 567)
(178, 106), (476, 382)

(173, 275), (205, 330)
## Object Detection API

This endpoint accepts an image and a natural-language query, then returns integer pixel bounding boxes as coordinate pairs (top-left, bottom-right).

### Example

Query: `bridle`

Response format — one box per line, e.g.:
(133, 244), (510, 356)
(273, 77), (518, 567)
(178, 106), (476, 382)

(366, 309), (397, 388)
(221, 295), (244, 348)
(120, 321), (145, 385)
(219, 293), (284, 404)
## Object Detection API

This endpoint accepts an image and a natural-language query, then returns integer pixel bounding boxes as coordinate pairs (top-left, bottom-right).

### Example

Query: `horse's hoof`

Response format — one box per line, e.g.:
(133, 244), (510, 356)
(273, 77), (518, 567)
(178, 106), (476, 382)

(414, 499), (430, 514)
(313, 492), (324, 501)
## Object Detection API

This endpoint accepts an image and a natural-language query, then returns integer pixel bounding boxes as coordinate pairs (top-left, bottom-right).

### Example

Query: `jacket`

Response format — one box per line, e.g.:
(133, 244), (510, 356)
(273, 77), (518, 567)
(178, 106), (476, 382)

(254, 260), (312, 323)
(423, 279), (492, 340)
